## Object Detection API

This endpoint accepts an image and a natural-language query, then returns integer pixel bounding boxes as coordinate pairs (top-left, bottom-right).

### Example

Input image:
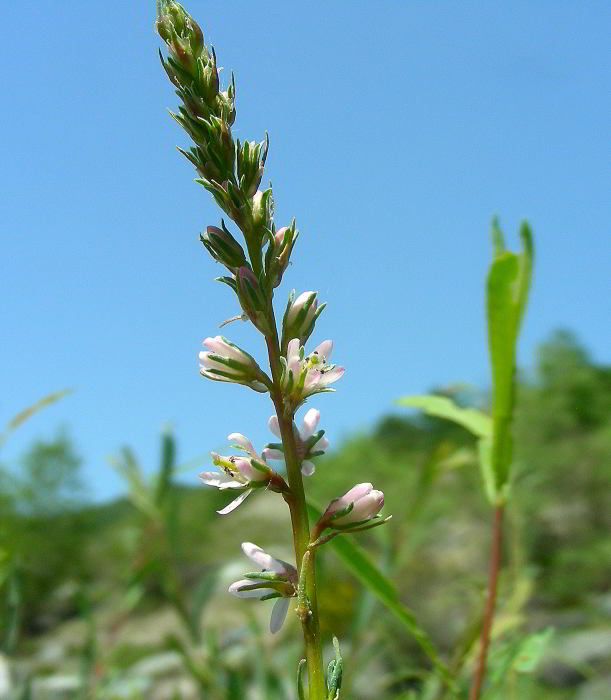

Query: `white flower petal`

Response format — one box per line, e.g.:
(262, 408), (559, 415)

(268, 415), (282, 439)
(304, 369), (321, 390)
(228, 579), (274, 598)
(199, 471), (243, 489)
(301, 460), (315, 477)
(287, 338), (301, 360)
(300, 408), (320, 440)
(270, 596), (290, 634)
(313, 339), (333, 362)
(318, 366), (344, 387)
(241, 543), (287, 574)
(315, 437), (329, 452)
(227, 432), (255, 454)
(262, 448), (284, 462)
(217, 489), (252, 515)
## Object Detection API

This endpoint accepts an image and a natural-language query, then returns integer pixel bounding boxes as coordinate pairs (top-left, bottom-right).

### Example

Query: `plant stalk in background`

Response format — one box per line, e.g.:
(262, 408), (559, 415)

(399, 219), (534, 698)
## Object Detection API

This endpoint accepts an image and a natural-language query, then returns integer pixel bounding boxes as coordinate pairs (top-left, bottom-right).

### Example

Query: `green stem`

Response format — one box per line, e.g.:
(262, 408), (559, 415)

(265, 322), (326, 700)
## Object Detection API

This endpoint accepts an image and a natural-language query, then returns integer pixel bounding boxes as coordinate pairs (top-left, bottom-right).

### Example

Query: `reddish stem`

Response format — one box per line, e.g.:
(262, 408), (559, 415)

(469, 505), (504, 700)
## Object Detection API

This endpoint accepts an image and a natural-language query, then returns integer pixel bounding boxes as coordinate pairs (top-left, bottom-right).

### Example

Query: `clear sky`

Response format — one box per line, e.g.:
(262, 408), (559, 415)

(2, 1), (609, 501)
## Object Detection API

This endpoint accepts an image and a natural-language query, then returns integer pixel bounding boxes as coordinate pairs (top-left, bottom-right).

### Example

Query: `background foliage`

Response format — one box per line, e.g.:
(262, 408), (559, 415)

(1, 329), (609, 698)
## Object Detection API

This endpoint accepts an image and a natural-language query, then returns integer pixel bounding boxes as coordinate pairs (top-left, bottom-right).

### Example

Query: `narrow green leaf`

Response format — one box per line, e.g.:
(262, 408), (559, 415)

(307, 503), (457, 693)
(487, 256), (519, 498)
(486, 222), (534, 500)
(397, 394), (491, 438)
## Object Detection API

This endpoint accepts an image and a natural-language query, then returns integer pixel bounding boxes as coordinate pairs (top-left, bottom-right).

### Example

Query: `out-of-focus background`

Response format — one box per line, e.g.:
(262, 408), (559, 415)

(1, 1), (610, 698)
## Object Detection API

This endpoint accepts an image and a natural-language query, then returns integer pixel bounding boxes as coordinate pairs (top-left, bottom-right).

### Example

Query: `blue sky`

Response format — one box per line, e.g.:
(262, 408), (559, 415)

(2, 1), (609, 501)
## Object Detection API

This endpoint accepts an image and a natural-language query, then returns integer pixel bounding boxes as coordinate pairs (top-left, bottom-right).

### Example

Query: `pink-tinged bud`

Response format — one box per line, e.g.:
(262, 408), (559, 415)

(274, 226), (289, 249)
(198, 335), (267, 392)
(201, 225), (246, 270)
(269, 223), (297, 288)
(282, 291), (326, 352)
(326, 483), (385, 526)
(286, 291), (318, 328)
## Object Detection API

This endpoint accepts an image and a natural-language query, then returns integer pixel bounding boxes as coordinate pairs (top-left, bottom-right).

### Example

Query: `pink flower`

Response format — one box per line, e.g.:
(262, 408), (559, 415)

(199, 432), (273, 515)
(281, 338), (344, 404)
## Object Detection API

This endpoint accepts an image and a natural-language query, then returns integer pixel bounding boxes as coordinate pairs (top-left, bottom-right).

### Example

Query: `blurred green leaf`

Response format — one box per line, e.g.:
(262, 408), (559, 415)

(397, 395), (491, 438)
(307, 502), (457, 694)
(513, 627), (554, 673)
(486, 221), (533, 498)
(155, 429), (176, 506)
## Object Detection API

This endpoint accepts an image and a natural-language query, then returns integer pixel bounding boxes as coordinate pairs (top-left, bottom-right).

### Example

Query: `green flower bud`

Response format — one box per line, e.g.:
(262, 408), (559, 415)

(201, 224), (247, 271)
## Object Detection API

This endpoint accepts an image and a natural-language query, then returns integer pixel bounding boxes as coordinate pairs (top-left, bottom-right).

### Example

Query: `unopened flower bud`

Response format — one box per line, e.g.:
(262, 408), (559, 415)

(198, 335), (267, 392)
(325, 483), (385, 527)
(282, 290), (325, 350)
(268, 223), (298, 288)
(251, 189), (273, 231)
(201, 224), (246, 271)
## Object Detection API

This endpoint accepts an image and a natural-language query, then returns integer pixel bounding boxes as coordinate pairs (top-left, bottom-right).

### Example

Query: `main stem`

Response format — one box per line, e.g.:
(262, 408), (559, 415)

(265, 325), (326, 700)
(469, 505), (504, 700)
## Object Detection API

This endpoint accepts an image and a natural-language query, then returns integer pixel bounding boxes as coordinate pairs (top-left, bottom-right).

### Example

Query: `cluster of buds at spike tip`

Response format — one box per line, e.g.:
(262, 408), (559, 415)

(264, 409), (329, 477)
(281, 290), (326, 352)
(200, 433), (288, 514)
(157, 1), (237, 188)
(314, 483), (389, 538)
(280, 339), (344, 410)
(200, 222), (247, 272)
(198, 336), (269, 392)
(228, 542), (297, 633)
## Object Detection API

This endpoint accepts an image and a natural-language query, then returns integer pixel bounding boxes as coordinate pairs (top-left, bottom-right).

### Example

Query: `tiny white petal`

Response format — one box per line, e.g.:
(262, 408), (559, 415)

(228, 579), (273, 598)
(301, 460), (315, 477)
(270, 596), (290, 634)
(199, 471), (243, 489)
(217, 489), (252, 515)
(313, 339), (333, 362)
(316, 437), (329, 451)
(268, 415), (282, 439)
(301, 409), (320, 440)
(304, 369), (322, 390)
(241, 543), (289, 574)
(262, 448), (284, 462)
(318, 366), (344, 387)
(227, 432), (255, 454)
(287, 338), (301, 360)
